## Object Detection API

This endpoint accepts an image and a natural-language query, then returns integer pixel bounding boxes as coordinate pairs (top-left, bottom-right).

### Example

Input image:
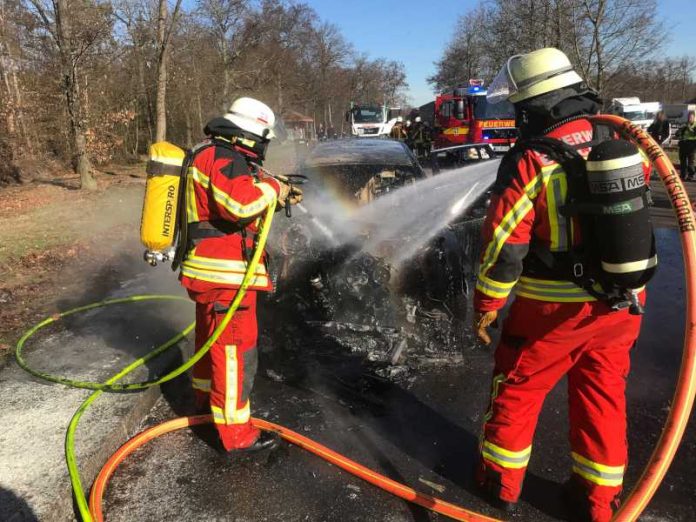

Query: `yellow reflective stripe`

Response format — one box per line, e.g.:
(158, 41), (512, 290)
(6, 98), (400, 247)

(212, 180), (277, 220)
(480, 169), (548, 280)
(573, 467), (623, 487)
(547, 173), (569, 252)
(601, 256), (657, 274)
(586, 153), (642, 172)
(482, 440), (531, 469)
(232, 400), (250, 424)
(482, 373), (506, 425)
(211, 405), (225, 424)
(516, 277), (597, 302)
(192, 378), (211, 392)
(476, 275), (516, 299)
(183, 255), (267, 275)
(186, 171), (200, 223)
(572, 452), (625, 474)
(480, 196), (534, 276)
(257, 181), (278, 201)
(190, 166), (211, 189)
(572, 452), (624, 486)
(180, 266), (269, 287)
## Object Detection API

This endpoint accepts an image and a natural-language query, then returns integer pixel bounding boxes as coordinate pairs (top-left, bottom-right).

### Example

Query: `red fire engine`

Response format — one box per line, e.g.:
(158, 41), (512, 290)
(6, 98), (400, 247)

(432, 80), (518, 154)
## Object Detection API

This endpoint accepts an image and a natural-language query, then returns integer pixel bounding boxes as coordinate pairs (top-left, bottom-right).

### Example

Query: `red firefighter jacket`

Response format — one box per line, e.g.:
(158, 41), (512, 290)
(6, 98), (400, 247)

(179, 140), (281, 300)
(474, 118), (650, 312)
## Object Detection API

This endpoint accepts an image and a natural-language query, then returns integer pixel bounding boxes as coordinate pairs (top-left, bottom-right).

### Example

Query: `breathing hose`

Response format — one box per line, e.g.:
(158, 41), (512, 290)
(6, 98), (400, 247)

(15, 116), (696, 522)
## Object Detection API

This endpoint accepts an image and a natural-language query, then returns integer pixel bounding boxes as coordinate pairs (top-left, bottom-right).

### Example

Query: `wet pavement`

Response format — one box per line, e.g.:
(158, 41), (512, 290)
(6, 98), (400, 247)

(100, 223), (696, 521)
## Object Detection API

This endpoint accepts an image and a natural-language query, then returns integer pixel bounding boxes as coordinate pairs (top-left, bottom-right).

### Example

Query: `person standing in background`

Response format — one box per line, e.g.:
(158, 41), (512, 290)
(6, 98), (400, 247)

(677, 111), (696, 181)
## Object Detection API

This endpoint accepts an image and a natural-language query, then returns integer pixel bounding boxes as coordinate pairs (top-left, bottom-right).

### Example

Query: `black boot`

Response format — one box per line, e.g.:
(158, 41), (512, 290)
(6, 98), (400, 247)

(232, 431), (280, 453)
(561, 478), (592, 522)
(477, 472), (518, 514)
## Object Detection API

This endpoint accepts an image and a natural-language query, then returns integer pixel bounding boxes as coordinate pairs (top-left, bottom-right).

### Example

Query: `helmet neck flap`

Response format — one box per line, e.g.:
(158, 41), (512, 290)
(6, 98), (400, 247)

(515, 83), (603, 138)
(204, 117), (270, 162)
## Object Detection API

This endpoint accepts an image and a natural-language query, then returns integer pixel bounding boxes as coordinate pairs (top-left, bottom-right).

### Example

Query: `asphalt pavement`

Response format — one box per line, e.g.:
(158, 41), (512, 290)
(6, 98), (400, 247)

(100, 227), (695, 520)
(2, 171), (694, 522)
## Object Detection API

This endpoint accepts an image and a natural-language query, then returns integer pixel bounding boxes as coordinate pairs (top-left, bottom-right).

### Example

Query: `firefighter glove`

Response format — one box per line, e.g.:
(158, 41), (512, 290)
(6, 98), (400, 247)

(288, 185), (303, 206)
(474, 310), (498, 346)
(277, 179), (292, 207)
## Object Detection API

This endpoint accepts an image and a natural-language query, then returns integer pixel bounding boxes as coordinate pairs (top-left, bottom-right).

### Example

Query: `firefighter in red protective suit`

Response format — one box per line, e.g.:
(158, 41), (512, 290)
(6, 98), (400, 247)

(473, 49), (653, 521)
(179, 97), (302, 453)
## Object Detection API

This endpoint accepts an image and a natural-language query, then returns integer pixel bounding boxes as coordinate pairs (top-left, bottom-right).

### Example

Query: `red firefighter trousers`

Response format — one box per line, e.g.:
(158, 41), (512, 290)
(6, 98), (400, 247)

(192, 291), (260, 450)
(478, 296), (642, 522)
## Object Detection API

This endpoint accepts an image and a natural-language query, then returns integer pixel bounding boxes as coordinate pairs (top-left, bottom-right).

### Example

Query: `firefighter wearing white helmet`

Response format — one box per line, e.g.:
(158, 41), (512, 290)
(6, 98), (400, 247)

(473, 48), (650, 522)
(179, 97), (301, 454)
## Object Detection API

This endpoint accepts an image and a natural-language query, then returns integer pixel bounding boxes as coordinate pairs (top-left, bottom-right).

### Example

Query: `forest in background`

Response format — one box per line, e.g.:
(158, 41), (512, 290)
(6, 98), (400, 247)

(3, 0), (695, 189)
(429, 0), (696, 105)
(0, 0), (408, 187)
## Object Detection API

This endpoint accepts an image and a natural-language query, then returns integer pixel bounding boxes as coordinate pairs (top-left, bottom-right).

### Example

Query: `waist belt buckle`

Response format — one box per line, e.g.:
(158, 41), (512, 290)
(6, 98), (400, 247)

(573, 263), (584, 278)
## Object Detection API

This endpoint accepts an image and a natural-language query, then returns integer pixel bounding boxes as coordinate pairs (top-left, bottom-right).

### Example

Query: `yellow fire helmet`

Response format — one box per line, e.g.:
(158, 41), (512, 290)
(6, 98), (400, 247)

(487, 48), (584, 104)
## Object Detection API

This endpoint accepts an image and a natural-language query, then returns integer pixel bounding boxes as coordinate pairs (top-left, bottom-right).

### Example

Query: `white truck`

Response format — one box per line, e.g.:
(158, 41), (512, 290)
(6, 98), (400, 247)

(663, 103), (696, 147)
(346, 103), (401, 138)
(663, 103), (696, 124)
(608, 98), (661, 129)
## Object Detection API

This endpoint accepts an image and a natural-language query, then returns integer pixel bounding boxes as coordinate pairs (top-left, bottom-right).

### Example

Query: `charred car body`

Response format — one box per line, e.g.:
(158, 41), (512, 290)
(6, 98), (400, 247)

(267, 138), (493, 367)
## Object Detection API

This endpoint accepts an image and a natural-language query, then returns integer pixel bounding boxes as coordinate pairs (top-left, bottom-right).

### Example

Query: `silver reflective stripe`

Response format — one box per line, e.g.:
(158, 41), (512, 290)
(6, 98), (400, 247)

(602, 255), (658, 274)
(482, 446), (530, 465)
(573, 461), (623, 481)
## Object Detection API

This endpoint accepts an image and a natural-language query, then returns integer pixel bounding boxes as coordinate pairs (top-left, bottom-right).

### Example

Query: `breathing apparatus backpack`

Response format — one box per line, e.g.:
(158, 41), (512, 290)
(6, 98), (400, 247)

(140, 142), (187, 266)
(509, 133), (658, 315)
(139, 139), (271, 268)
(140, 140), (214, 268)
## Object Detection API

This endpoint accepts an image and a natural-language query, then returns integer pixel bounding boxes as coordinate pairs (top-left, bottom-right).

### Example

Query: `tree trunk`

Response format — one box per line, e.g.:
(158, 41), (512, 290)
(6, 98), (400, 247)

(221, 39), (230, 110)
(155, 0), (169, 142)
(55, 0), (96, 190)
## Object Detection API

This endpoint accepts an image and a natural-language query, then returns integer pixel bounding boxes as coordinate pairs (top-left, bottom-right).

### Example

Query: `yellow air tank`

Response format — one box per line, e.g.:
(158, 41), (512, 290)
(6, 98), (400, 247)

(140, 141), (186, 265)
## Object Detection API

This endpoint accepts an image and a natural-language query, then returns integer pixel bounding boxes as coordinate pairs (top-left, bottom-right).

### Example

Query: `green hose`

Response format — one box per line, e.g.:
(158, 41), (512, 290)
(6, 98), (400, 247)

(16, 202), (276, 522)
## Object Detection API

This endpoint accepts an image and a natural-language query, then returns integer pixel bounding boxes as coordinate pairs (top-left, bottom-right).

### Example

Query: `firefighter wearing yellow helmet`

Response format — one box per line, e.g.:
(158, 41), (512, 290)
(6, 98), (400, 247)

(474, 48), (654, 522)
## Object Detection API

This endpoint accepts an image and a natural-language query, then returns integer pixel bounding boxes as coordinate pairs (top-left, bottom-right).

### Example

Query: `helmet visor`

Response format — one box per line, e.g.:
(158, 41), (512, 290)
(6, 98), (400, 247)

(487, 55), (520, 105)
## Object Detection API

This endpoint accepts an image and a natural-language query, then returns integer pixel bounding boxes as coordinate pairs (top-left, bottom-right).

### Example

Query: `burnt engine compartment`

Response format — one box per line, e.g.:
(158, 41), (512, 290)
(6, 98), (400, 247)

(266, 205), (487, 370)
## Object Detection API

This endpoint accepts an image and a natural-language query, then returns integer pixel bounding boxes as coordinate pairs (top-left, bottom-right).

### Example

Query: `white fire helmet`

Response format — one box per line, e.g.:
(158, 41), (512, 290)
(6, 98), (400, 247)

(415, 116), (422, 123)
(223, 97), (276, 140)
(397, 116), (403, 123)
(487, 48), (583, 105)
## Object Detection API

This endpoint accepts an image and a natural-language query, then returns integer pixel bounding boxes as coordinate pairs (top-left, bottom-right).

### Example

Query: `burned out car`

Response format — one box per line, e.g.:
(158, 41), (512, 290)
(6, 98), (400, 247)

(266, 138), (497, 368)
(299, 138), (425, 204)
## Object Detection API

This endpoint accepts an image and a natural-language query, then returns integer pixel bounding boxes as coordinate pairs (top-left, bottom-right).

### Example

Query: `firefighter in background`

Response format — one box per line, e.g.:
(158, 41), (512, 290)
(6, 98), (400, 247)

(390, 116), (407, 141)
(647, 110), (670, 146)
(473, 49), (650, 521)
(677, 110), (696, 181)
(409, 116), (431, 158)
(180, 97), (302, 453)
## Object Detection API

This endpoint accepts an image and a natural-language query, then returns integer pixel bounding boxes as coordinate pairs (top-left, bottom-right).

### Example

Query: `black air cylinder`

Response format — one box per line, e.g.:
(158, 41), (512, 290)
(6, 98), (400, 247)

(585, 140), (657, 288)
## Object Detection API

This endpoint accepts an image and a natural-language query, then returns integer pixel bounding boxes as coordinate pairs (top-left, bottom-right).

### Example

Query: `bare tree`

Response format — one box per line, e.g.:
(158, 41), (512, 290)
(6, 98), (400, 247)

(569, 0), (663, 94)
(197, 0), (249, 111)
(23, 0), (111, 189)
(155, 0), (182, 142)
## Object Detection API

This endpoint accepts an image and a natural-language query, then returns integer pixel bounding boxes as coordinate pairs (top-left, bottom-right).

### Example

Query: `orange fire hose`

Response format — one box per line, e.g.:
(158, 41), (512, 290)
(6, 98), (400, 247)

(593, 115), (696, 521)
(88, 116), (696, 522)
(89, 415), (500, 522)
